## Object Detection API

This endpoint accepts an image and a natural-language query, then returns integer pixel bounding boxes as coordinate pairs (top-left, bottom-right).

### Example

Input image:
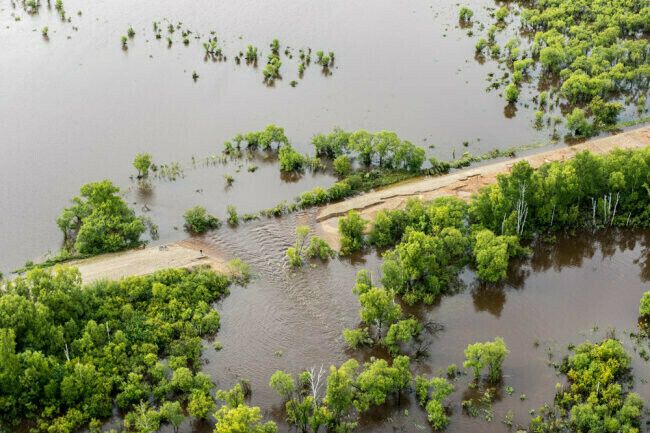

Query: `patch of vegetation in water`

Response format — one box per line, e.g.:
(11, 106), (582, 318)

(467, 0), (649, 135)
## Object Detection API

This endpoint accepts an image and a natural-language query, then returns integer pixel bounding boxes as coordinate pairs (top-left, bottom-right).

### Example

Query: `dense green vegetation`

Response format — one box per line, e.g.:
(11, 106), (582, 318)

(0, 266), (233, 432)
(183, 205), (221, 233)
(268, 356), (413, 432)
(529, 339), (643, 432)
(57, 180), (147, 254)
(339, 146), (650, 307)
(470, 0), (649, 133)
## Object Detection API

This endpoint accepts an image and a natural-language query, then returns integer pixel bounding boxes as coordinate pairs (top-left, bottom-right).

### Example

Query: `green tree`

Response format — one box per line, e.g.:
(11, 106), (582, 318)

(338, 210), (367, 255)
(640, 291), (650, 317)
(505, 84), (518, 103)
(278, 145), (306, 171)
(59, 180), (146, 254)
(269, 371), (295, 399)
(133, 153), (152, 178)
(188, 390), (216, 419)
(463, 337), (509, 382)
(183, 206), (221, 233)
(566, 108), (593, 137)
(333, 155), (351, 176)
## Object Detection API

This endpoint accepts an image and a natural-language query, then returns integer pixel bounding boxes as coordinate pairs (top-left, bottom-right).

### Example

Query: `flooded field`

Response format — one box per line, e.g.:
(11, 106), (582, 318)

(93, 211), (650, 432)
(1, 0), (645, 272)
(1, 0), (649, 432)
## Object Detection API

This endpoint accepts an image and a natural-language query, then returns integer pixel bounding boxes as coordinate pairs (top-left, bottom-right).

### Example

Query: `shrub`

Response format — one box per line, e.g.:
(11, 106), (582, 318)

(566, 108), (593, 137)
(505, 84), (518, 102)
(57, 180), (146, 254)
(459, 6), (474, 20)
(278, 146), (305, 171)
(327, 181), (352, 200)
(338, 210), (367, 255)
(640, 292), (650, 317)
(226, 205), (239, 225)
(306, 237), (336, 260)
(334, 155), (351, 176)
(183, 206), (221, 233)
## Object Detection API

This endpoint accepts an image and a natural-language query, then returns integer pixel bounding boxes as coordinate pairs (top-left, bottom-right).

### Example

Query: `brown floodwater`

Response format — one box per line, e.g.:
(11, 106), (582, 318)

(96, 210), (650, 433)
(2, 0), (649, 430)
(1, 0), (646, 272)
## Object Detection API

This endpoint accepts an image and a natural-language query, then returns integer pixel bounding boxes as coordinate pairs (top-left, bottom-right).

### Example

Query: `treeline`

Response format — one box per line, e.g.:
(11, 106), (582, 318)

(338, 146), (650, 296)
(0, 266), (234, 432)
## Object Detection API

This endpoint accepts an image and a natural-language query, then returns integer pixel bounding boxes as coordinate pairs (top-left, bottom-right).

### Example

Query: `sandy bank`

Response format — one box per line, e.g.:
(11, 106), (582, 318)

(317, 126), (650, 249)
(70, 242), (230, 284)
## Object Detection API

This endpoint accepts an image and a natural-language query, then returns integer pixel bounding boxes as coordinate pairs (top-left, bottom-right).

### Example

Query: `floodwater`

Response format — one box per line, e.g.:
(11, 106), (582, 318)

(104, 211), (649, 433)
(2, 0), (649, 431)
(1, 0), (646, 272)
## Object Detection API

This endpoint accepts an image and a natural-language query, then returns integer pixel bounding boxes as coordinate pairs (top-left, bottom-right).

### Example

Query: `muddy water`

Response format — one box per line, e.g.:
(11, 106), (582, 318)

(123, 211), (648, 433)
(2, 0), (645, 272)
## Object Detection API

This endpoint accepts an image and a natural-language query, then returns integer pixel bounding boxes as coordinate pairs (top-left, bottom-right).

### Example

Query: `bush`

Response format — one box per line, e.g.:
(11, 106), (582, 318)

(183, 206), (221, 233)
(327, 181), (352, 200)
(338, 210), (367, 255)
(505, 84), (518, 103)
(57, 180), (146, 254)
(226, 205), (239, 225)
(278, 146), (306, 171)
(333, 155), (351, 176)
(640, 292), (650, 317)
(566, 108), (593, 137)
(306, 237), (336, 260)
(459, 6), (473, 20)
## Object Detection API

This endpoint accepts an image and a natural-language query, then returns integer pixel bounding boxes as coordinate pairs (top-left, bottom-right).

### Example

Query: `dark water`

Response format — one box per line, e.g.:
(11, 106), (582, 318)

(104, 211), (647, 433)
(2, 0), (645, 272)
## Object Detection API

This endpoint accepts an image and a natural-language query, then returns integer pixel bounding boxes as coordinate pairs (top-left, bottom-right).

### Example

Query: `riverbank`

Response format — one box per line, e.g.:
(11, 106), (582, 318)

(68, 242), (230, 283)
(316, 126), (650, 249)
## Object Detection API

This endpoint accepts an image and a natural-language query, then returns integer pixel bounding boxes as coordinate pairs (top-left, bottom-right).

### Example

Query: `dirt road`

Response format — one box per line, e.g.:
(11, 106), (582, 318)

(70, 243), (229, 284)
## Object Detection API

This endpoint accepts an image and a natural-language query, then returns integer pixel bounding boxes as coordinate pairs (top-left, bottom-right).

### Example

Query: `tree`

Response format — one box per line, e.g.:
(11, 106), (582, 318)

(640, 291), (650, 317)
(183, 206), (221, 233)
(338, 210), (367, 255)
(133, 153), (152, 178)
(278, 145), (306, 171)
(381, 230), (449, 304)
(356, 285), (402, 337)
(286, 226), (311, 267)
(348, 130), (376, 165)
(269, 371), (295, 399)
(505, 84), (518, 103)
(160, 401), (185, 432)
(333, 155), (351, 176)
(188, 390), (216, 419)
(590, 96), (622, 126)
(566, 108), (593, 137)
(472, 229), (518, 283)
(463, 337), (509, 382)
(214, 404), (277, 433)
(59, 180), (147, 254)
(354, 356), (412, 411)
(324, 361), (358, 421)
(459, 6), (473, 20)
(382, 318), (421, 355)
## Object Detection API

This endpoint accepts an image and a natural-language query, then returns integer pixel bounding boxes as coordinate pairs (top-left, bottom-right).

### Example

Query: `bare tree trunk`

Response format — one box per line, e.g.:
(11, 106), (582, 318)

(610, 192), (619, 225)
(550, 204), (555, 226)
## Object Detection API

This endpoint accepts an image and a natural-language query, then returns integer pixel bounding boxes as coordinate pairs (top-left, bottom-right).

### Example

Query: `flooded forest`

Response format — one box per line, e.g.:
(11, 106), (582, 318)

(0, 0), (649, 432)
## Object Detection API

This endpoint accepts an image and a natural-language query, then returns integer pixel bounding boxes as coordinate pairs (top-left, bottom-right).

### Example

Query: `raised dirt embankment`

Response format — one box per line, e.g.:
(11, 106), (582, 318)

(70, 242), (229, 284)
(316, 126), (650, 249)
